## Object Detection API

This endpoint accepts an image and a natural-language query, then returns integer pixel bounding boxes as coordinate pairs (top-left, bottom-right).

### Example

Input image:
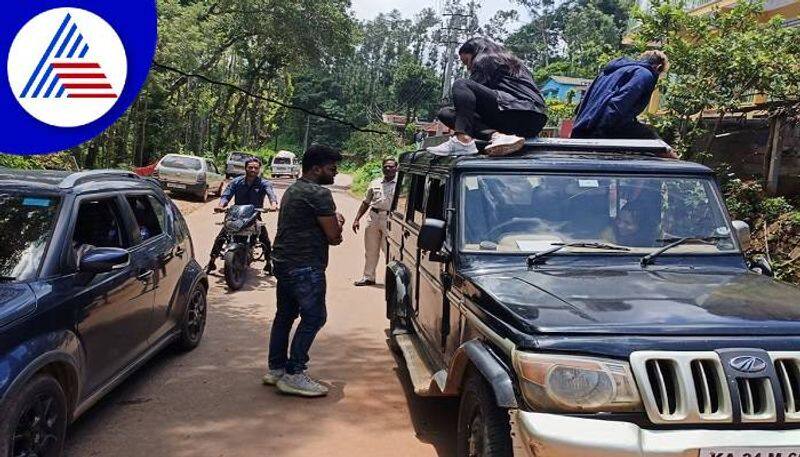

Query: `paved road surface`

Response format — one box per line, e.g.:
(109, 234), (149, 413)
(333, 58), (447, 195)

(64, 175), (457, 457)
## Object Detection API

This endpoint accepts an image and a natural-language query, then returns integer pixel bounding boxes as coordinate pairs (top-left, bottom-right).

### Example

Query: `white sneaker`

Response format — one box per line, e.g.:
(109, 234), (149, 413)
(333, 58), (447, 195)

(427, 136), (479, 156)
(484, 133), (525, 157)
(262, 368), (285, 386)
(277, 372), (329, 397)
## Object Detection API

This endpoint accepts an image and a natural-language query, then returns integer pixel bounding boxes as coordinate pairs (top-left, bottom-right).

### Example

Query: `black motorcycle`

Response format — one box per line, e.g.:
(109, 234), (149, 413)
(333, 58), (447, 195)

(218, 205), (270, 290)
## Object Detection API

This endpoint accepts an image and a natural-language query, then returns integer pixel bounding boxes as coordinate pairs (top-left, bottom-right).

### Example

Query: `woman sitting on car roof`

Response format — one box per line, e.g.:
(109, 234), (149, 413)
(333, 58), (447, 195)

(429, 37), (549, 157)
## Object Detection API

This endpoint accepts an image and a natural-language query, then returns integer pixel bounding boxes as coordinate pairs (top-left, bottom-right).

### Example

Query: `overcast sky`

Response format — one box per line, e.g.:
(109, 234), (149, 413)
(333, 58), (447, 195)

(349, 0), (529, 26)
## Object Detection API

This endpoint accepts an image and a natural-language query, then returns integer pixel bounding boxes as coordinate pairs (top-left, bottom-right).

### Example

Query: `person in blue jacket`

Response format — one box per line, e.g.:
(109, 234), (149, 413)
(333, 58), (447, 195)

(572, 51), (669, 141)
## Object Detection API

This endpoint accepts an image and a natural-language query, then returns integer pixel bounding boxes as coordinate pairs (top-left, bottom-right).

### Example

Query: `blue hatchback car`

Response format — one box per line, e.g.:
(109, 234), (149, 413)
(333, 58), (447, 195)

(0, 169), (208, 457)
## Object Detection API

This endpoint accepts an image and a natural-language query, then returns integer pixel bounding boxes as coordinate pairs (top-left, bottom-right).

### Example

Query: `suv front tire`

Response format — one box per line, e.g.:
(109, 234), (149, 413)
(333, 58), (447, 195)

(457, 369), (513, 457)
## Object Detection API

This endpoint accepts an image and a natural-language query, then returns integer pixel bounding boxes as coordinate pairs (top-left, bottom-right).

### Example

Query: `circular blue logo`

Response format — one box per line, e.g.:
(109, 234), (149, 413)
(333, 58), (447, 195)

(0, 1), (157, 155)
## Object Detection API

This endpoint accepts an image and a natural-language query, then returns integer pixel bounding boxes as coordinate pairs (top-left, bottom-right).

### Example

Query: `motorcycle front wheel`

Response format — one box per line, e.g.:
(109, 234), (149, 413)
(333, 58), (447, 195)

(224, 250), (247, 290)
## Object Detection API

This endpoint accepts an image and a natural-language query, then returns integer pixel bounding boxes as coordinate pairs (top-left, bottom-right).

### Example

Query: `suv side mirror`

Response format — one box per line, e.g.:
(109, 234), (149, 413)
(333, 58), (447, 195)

(79, 247), (130, 274)
(418, 219), (446, 253)
(732, 220), (751, 252)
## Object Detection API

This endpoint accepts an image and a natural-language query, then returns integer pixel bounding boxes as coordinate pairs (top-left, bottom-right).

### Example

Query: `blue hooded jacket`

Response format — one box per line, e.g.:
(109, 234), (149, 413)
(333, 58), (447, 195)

(571, 58), (659, 137)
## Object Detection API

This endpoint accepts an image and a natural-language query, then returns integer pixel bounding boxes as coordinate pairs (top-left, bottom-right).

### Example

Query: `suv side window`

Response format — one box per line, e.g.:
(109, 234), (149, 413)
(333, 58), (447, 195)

(126, 195), (164, 244)
(394, 172), (413, 218)
(425, 178), (446, 220)
(410, 174), (426, 226)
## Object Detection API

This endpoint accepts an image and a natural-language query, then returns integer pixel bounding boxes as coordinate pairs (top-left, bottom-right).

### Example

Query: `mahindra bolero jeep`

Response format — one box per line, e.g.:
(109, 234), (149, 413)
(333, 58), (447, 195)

(385, 139), (800, 457)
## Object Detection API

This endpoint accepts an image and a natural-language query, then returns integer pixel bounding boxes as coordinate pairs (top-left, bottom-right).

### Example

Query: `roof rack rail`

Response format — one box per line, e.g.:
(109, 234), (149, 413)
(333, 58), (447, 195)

(59, 169), (141, 189)
(524, 138), (670, 156)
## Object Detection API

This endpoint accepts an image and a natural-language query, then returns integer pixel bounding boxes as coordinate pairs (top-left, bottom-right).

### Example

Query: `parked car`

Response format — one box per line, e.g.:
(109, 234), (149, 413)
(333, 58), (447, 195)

(0, 169), (208, 457)
(153, 154), (225, 201)
(270, 151), (300, 179)
(385, 138), (800, 457)
(225, 151), (250, 179)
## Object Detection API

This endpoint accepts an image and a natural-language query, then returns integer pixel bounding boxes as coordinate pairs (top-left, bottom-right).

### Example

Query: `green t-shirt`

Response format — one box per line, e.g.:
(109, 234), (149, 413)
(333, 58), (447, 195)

(272, 178), (337, 270)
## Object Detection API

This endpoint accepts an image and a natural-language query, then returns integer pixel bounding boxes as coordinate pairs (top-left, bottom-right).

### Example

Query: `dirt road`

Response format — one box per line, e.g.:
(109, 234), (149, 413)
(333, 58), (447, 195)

(64, 176), (457, 457)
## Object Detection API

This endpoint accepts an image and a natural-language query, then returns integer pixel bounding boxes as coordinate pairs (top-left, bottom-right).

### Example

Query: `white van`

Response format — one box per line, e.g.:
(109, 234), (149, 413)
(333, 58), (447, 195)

(270, 151), (300, 179)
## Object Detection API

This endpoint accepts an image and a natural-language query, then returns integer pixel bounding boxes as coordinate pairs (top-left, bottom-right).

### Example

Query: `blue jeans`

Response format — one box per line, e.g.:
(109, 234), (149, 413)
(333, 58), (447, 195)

(268, 265), (327, 375)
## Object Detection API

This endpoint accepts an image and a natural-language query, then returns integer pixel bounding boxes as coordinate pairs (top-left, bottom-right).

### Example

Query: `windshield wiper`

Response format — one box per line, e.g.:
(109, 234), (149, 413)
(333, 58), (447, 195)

(641, 236), (729, 267)
(527, 242), (631, 269)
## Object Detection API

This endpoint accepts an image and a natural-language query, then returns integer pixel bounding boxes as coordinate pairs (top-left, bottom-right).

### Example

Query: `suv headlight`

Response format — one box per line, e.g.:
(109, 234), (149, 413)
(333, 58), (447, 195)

(513, 351), (642, 413)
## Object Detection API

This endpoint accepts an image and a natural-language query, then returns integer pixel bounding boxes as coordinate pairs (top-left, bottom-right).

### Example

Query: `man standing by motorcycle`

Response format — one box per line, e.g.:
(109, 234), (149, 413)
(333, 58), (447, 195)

(206, 157), (278, 274)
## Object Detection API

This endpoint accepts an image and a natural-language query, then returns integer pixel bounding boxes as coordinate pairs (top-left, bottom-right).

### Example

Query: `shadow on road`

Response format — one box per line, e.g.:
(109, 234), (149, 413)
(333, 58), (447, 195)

(388, 341), (459, 457)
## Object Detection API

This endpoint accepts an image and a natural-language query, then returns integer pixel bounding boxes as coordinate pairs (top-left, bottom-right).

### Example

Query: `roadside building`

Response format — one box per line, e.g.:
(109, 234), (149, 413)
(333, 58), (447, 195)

(540, 76), (594, 104)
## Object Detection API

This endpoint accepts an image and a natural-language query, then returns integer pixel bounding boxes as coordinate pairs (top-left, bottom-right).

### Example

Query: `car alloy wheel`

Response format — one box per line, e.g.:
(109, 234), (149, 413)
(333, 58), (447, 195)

(9, 380), (67, 457)
(185, 288), (207, 343)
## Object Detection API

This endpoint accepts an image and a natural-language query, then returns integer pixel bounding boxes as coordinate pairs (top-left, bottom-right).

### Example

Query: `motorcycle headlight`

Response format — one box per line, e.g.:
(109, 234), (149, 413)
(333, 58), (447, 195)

(513, 351), (642, 413)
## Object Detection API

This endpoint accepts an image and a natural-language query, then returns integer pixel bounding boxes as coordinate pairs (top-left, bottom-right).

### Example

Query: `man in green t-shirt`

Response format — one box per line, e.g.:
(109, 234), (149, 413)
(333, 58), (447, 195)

(263, 145), (344, 397)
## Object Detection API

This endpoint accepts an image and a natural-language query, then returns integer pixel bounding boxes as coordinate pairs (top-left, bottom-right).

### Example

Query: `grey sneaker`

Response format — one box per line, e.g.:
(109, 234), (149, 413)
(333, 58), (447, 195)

(484, 133), (525, 157)
(276, 372), (329, 397)
(427, 137), (479, 156)
(262, 368), (285, 386)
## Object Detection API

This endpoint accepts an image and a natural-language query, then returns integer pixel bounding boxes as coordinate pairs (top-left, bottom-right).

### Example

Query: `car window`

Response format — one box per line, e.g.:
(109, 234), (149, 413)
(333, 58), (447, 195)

(72, 198), (128, 267)
(410, 174), (426, 226)
(394, 173), (412, 217)
(229, 152), (248, 162)
(160, 156), (202, 170)
(273, 157), (291, 165)
(147, 195), (169, 235)
(425, 178), (446, 220)
(0, 194), (61, 281)
(171, 201), (190, 243)
(126, 195), (164, 244)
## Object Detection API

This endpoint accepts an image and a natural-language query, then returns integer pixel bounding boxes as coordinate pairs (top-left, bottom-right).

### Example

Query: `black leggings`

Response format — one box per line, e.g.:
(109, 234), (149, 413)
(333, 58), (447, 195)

(438, 79), (547, 141)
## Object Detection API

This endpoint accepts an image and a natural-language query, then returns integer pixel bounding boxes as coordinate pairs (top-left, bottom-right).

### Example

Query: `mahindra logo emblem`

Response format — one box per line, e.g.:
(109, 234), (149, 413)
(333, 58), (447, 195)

(730, 356), (767, 373)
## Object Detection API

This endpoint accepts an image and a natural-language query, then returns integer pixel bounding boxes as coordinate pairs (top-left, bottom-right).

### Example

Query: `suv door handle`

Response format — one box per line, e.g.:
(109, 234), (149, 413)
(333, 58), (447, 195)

(137, 270), (154, 282)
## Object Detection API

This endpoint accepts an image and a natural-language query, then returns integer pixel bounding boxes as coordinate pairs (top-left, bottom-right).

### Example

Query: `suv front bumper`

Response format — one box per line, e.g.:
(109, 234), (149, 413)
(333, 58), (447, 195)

(512, 410), (800, 457)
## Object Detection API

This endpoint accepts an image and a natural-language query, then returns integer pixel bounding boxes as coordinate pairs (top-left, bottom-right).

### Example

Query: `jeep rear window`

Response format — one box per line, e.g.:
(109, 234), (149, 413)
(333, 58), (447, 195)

(228, 153), (248, 162)
(461, 174), (737, 254)
(160, 156), (202, 170)
(272, 157), (291, 165)
(0, 193), (60, 281)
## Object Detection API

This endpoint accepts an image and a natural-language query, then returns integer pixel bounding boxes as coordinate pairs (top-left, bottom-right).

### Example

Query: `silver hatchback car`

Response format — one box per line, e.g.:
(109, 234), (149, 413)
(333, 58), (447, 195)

(154, 154), (226, 201)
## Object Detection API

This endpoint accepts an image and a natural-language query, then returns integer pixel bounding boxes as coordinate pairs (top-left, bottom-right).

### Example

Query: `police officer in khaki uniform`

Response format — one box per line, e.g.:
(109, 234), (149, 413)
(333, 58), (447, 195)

(352, 158), (398, 286)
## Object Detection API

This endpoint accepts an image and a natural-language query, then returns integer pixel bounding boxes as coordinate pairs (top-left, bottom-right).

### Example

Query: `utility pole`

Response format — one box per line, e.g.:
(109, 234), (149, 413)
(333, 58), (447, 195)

(437, 8), (474, 135)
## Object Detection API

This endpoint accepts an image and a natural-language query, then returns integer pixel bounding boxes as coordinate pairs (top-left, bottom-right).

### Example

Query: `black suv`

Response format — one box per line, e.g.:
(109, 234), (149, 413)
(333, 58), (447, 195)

(385, 139), (800, 457)
(0, 169), (208, 457)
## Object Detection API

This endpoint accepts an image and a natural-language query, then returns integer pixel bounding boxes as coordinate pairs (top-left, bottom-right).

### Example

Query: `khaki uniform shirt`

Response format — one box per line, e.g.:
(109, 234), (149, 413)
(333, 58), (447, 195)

(364, 177), (397, 212)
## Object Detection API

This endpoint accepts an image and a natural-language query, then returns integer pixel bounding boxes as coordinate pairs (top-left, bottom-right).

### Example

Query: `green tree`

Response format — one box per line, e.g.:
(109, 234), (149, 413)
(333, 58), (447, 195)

(632, 0), (800, 158)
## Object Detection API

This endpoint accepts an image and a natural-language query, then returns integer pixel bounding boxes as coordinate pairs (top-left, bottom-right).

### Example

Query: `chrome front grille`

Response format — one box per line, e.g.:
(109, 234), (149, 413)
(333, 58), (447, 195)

(631, 352), (733, 424)
(772, 354), (800, 422)
(632, 351), (800, 424)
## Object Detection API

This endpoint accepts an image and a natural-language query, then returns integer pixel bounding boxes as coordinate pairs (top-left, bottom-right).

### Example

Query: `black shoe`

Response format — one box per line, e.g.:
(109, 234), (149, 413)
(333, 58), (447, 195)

(354, 278), (376, 287)
(205, 261), (217, 274)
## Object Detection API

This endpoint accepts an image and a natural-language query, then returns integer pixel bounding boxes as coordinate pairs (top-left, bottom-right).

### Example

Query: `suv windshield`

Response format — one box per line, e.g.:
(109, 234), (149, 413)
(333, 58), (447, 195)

(272, 157), (291, 165)
(461, 174), (737, 254)
(160, 156), (202, 170)
(0, 194), (60, 280)
(228, 152), (248, 162)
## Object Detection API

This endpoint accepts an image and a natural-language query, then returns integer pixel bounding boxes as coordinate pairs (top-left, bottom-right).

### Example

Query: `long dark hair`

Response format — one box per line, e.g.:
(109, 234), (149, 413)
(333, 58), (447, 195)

(458, 37), (524, 76)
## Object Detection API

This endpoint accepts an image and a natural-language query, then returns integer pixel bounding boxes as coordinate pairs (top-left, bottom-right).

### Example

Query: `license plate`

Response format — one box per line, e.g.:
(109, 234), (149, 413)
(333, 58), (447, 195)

(701, 448), (800, 457)
(167, 183), (187, 189)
